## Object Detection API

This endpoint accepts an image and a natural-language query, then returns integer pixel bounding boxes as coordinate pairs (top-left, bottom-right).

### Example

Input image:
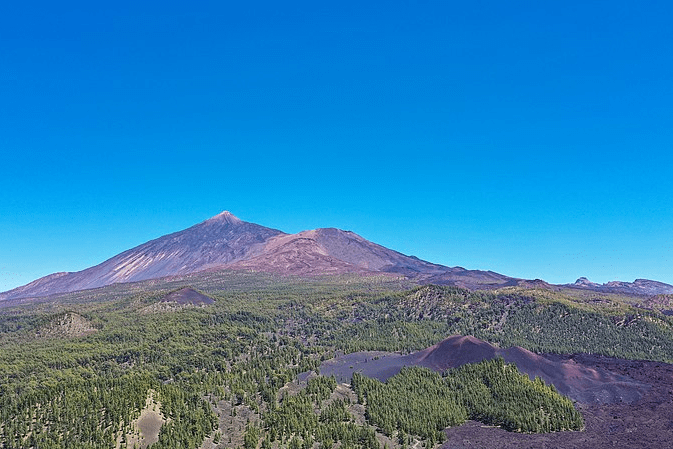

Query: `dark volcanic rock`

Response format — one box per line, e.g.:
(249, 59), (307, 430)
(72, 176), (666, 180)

(321, 345), (673, 447)
(320, 335), (650, 405)
(411, 336), (649, 404)
(441, 355), (673, 449)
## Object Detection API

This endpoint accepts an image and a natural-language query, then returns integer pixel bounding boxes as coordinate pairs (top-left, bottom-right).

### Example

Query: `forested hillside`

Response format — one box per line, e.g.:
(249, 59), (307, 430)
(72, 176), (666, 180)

(1, 271), (672, 448)
(352, 360), (583, 443)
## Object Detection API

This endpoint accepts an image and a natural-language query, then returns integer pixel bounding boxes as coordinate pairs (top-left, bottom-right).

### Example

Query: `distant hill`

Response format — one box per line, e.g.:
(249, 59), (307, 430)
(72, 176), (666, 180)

(565, 277), (673, 296)
(2, 211), (672, 301)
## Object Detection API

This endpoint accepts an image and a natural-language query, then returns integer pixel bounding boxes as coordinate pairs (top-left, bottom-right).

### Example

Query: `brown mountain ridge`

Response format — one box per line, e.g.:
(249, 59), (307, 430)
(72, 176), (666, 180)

(1, 211), (671, 300)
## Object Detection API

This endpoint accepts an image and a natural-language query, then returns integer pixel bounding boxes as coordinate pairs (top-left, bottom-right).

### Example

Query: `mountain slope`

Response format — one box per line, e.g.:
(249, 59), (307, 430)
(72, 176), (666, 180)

(5, 211), (669, 301)
(0, 212), (284, 300)
(230, 228), (453, 276)
(409, 335), (649, 404)
(319, 335), (650, 404)
(2, 211), (526, 301)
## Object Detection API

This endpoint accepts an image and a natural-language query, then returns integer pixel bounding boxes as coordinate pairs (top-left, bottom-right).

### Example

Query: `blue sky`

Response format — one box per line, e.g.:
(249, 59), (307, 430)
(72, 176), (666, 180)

(1, 1), (672, 291)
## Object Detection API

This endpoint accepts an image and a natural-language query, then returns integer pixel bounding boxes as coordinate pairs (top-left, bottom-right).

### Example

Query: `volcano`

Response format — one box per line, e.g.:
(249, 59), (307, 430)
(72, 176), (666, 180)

(0, 211), (525, 300)
(4, 211), (671, 301)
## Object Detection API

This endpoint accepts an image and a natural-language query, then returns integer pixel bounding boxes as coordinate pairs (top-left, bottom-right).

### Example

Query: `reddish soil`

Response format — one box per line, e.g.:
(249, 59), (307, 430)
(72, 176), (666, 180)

(409, 336), (649, 404)
(230, 233), (368, 275)
(441, 354), (673, 449)
(319, 336), (673, 448)
(320, 336), (650, 405)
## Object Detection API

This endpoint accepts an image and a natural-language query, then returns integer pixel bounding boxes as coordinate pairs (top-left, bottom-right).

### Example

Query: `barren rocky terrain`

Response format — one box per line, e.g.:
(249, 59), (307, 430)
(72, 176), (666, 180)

(7, 212), (671, 303)
(319, 336), (673, 448)
(441, 355), (673, 449)
(320, 336), (650, 405)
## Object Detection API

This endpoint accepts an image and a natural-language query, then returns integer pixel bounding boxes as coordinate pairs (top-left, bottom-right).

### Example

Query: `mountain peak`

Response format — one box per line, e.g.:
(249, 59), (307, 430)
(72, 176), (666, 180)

(206, 210), (243, 225)
(3, 211), (598, 302)
(567, 277), (673, 295)
(574, 277), (598, 287)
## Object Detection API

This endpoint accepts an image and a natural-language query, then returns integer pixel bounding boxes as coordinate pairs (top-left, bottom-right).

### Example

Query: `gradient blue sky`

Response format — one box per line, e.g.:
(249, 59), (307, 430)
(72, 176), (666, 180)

(1, 1), (672, 292)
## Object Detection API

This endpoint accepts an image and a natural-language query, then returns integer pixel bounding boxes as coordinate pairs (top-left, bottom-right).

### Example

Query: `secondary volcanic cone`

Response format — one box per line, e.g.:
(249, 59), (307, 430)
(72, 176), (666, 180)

(319, 335), (650, 404)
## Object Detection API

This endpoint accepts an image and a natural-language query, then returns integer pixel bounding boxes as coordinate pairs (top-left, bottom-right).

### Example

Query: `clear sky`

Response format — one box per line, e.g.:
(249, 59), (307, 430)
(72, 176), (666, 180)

(1, 1), (672, 292)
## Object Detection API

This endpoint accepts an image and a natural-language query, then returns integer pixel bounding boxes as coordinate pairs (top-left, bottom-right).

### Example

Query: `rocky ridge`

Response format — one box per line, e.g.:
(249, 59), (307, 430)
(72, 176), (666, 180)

(2, 211), (672, 301)
(567, 277), (673, 296)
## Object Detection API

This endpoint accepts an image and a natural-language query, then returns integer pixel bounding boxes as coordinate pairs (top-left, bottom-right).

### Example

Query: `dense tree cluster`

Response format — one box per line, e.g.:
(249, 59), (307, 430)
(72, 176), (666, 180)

(446, 358), (584, 432)
(264, 376), (379, 449)
(352, 358), (583, 443)
(352, 368), (464, 446)
(0, 370), (216, 448)
(324, 286), (673, 361)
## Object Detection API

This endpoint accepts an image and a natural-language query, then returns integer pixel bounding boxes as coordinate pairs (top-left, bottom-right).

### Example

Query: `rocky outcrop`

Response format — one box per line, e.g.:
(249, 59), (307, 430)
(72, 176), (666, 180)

(567, 277), (673, 296)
